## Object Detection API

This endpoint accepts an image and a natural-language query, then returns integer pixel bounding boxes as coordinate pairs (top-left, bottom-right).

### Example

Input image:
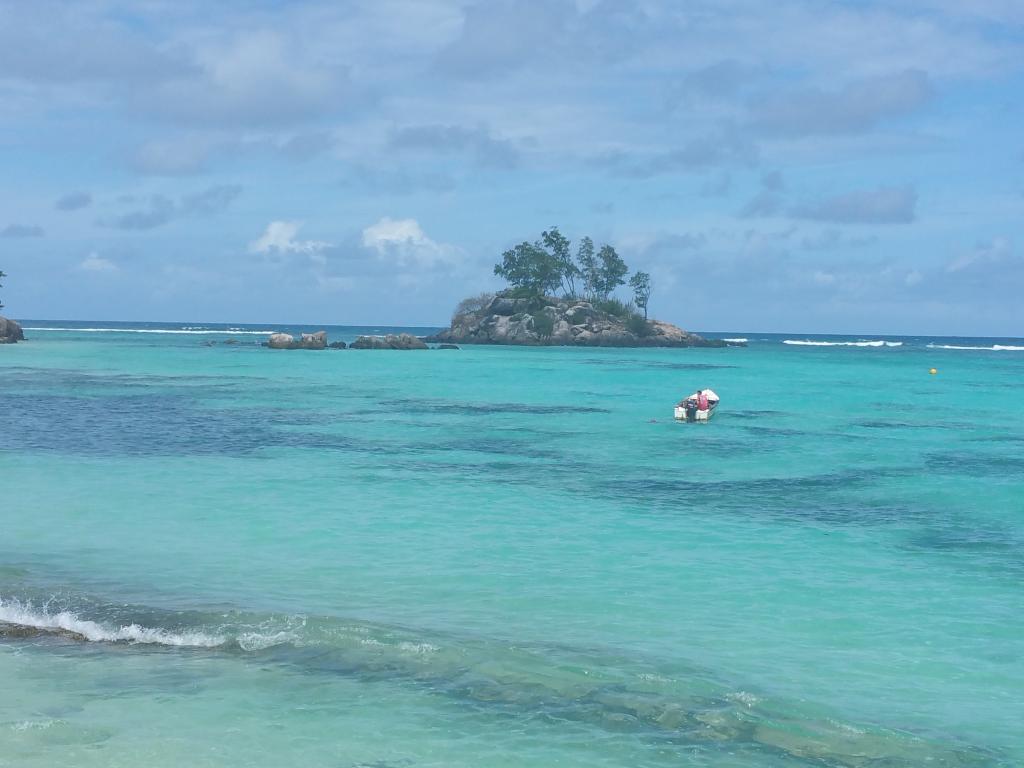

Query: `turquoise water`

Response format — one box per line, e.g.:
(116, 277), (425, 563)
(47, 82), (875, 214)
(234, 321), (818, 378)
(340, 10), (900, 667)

(2, 322), (1023, 767)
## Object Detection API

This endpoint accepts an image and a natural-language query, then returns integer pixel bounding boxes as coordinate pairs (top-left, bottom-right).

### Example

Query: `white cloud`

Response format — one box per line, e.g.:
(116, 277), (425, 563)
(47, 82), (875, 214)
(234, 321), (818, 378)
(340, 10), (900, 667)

(361, 217), (461, 269)
(80, 254), (118, 273)
(249, 221), (330, 255)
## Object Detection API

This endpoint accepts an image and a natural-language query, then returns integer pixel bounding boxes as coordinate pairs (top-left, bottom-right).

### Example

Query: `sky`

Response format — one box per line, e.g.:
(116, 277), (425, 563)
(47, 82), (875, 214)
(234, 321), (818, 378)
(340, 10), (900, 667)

(1, 0), (1022, 335)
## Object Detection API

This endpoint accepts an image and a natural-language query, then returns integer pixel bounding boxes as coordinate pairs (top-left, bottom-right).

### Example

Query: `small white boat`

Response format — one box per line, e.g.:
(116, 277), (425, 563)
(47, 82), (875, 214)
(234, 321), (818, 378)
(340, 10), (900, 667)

(674, 389), (719, 422)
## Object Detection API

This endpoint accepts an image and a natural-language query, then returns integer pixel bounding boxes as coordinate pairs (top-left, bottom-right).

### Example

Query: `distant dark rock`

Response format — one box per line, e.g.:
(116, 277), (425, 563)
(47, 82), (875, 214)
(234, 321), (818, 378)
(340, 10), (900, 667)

(351, 333), (428, 350)
(0, 315), (25, 344)
(425, 292), (726, 348)
(437, 344), (460, 350)
(328, 341), (347, 349)
(223, 338), (240, 345)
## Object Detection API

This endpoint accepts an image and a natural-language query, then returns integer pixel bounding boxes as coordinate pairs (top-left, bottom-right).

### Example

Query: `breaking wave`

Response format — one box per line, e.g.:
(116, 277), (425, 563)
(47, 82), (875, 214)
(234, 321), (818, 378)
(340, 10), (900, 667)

(927, 343), (1024, 351)
(721, 338), (748, 343)
(23, 327), (273, 335)
(0, 597), (305, 650)
(783, 339), (903, 347)
(0, 593), (1000, 766)
(0, 598), (227, 647)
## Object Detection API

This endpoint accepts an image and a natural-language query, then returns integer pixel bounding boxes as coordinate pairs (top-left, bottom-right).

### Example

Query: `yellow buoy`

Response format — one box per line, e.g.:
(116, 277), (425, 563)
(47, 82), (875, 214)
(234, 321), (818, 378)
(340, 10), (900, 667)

(929, 368), (938, 375)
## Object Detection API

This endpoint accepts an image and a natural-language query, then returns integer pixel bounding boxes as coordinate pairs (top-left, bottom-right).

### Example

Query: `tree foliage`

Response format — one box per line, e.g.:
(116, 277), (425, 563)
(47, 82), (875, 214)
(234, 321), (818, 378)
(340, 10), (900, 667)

(594, 244), (628, 301)
(541, 227), (578, 298)
(492, 228), (651, 310)
(576, 237), (598, 299)
(629, 271), (651, 319)
(453, 292), (495, 320)
(494, 241), (562, 296)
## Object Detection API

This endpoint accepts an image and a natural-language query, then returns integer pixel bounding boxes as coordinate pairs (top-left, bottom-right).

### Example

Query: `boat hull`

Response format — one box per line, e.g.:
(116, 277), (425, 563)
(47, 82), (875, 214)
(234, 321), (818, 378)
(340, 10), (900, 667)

(674, 403), (716, 422)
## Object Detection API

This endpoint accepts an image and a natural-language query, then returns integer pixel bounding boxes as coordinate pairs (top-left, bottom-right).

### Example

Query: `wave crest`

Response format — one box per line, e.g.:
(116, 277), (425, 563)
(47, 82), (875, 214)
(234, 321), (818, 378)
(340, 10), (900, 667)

(927, 343), (1024, 351)
(0, 598), (227, 647)
(23, 327), (273, 335)
(783, 340), (902, 347)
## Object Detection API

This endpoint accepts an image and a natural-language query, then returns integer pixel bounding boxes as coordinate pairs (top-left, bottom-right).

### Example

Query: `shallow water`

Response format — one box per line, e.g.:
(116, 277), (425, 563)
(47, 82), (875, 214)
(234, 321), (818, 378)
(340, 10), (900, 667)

(2, 322), (1023, 767)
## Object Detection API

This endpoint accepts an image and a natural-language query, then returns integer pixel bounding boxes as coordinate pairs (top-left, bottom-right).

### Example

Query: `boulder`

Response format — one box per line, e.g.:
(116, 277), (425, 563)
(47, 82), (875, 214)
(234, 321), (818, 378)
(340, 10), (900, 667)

(267, 332), (294, 349)
(486, 295), (533, 316)
(298, 331), (327, 350)
(437, 343), (460, 350)
(328, 341), (347, 349)
(351, 333), (428, 350)
(265, 331), (330, 350)
(0, 315), (25, 344)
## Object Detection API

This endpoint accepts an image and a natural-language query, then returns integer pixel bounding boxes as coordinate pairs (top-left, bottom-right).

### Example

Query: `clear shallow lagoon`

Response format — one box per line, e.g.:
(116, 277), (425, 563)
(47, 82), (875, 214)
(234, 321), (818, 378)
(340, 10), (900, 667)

(2, 322), (1023, 767)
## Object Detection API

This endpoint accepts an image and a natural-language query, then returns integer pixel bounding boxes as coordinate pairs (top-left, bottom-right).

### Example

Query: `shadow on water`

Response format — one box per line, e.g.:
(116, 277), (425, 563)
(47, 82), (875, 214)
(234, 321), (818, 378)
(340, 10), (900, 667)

(925, 451), (1024, 475)
(0, 593), (1002, 768)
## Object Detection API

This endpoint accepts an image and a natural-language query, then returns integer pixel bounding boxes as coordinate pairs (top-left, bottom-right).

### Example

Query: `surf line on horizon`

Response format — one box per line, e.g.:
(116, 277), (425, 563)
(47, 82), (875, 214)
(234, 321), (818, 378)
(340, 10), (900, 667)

(926, 343), (1024, 351)
(21, 327), (274, 335)
(783, 339), (903, 347)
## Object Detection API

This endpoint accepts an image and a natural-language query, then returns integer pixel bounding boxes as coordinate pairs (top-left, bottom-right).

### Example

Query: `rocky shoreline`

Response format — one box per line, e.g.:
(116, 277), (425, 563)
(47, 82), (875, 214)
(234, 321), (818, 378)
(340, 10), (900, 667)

(426, 292), (730, 348)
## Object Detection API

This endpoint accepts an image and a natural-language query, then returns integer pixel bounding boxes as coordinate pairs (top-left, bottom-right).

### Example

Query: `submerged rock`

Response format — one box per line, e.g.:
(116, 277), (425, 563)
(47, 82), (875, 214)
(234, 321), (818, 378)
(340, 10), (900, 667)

(427, 292), (726, 348)
(351, 333), (428, 350)
(0, 315), (25, 344)
(437, 344), (460, 350)
(0, 621), (87, 643)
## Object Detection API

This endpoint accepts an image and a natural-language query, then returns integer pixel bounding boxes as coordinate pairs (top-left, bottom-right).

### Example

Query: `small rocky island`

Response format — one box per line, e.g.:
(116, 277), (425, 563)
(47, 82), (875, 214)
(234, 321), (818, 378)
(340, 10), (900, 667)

(427, 291), (724, 348)
(428, 227), (729, 348)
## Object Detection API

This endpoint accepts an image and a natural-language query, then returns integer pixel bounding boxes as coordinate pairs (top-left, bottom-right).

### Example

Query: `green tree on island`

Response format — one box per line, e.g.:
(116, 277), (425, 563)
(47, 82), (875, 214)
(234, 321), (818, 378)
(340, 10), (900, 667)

(493, 227), (645, 307)
(629, 271), (652, 319)
(493, 241), (563, 296)
(593, 244), (628, 301)
(541, 227), (578, 297)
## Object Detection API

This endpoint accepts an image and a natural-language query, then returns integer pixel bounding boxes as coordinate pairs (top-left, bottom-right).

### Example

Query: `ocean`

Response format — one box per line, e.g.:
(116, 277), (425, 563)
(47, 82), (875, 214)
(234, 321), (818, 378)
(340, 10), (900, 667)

(2, 321), (1022, 767)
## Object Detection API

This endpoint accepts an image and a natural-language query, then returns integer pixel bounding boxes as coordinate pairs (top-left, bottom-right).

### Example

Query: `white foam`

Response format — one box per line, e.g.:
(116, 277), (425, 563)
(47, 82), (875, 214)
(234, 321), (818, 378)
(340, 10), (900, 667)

(721, 338), (748, 343)
(783, 339), (902, 347)
(398, 641), (440, 656)
(11, 720), (58, 732)
(726, 691), (760, 707)
(0, 598), (225, 647)
(22, 327), (273, 335)
(926, 343), (1024, 351)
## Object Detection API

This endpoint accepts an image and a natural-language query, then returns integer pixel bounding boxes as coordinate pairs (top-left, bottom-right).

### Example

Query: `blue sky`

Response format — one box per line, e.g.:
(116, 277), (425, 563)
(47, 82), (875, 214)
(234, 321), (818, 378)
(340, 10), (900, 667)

(1, 0), (1022, 334)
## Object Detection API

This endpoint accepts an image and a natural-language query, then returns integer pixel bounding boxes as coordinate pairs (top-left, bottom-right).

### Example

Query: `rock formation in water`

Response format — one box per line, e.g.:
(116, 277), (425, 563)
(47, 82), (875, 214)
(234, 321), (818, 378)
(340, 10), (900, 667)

(350, 333), (428, 350)
(0, 315), (25, 344)
(265, 331), (328, 350)
(0, 621), (87, 642)
(427, 292), (725, 348)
